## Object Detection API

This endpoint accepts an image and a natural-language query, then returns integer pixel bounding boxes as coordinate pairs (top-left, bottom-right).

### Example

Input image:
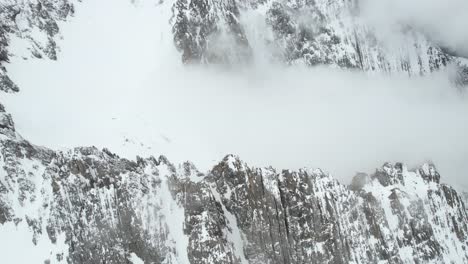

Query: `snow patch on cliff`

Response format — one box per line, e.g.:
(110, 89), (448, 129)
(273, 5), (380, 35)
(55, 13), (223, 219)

(159, 164), (190, 264)
(211, 184), (248, 264)
(0, 221), (69, 263)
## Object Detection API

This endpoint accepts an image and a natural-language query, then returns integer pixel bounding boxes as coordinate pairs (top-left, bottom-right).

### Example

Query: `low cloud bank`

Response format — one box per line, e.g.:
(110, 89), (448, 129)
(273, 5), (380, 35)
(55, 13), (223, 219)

(2, 0), (468, 190)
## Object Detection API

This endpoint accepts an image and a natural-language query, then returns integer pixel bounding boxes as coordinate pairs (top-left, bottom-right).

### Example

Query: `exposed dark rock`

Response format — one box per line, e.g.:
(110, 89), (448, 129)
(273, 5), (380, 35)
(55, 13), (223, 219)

(172, 0), (251, 64)
(0, 0), (75, 92)
(171, 0), (462, 75)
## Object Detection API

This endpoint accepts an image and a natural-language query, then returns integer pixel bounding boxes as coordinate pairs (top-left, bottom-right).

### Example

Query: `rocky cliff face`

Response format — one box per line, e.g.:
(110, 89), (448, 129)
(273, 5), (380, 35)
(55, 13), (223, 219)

(0, 0), (75, 92)
(172, 0), (468, 84)
(1, 0), (467, 87)
(0, 103), (467, 263)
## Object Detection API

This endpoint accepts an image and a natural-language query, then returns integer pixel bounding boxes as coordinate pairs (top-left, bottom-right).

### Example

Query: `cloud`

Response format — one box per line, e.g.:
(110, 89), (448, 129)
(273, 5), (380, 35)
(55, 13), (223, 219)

(2, 0), (468, 191)
(359, 0), (468, 57)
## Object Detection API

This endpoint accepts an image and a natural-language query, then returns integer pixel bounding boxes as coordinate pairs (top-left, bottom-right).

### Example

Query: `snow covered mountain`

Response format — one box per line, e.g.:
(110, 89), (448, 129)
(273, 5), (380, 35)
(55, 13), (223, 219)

(0, 104), (467, 263)
(171, 0), (468, 79)
(1, 0), (467, 90)
(0, 0), (74, 92)
(0, 0), (468, 263)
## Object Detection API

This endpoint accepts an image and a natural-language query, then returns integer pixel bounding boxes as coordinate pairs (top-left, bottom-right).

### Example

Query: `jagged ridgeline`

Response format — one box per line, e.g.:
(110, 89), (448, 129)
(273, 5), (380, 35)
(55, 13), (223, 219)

(0, 0), (468, 263)
(172, 0), (467, 80)
(0, 0), (467, 93)
(1, 104), (468, 263)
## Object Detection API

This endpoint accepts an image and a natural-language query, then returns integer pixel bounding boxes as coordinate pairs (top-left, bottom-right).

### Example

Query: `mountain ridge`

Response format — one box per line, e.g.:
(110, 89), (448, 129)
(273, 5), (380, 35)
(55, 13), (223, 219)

(1, 103), (467, 263)
(1, 0), (467, 93)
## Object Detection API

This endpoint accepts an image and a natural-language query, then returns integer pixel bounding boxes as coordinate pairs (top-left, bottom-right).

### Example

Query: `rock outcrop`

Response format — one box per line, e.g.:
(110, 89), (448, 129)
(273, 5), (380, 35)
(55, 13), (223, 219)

(172, 0), (468, 84)
(0, 0), (75, 92)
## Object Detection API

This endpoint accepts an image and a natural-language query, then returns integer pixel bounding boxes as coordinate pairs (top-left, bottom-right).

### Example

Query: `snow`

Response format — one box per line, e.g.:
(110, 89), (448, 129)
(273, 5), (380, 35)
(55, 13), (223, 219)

(158, 164), (190, 264)
(0, 220), (69, 264)
(128, 253), (145, 264)
(259, 167), (280, 199)
(363, 164), (468, 263)
(227, 155), (239, 171)
(210, 185), (248, 264)
(0, 152), (69, 263)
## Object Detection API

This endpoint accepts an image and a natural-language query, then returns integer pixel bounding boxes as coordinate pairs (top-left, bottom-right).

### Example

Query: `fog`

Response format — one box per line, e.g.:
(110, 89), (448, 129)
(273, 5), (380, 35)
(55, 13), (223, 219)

(2, 0), (468, 189)
(360, 0), (468, 57)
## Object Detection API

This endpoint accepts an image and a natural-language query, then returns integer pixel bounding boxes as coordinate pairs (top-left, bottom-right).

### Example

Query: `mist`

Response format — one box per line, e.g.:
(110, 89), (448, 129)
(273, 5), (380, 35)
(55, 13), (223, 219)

(2, 0), (468, 190)
(360, 0), (468, 57)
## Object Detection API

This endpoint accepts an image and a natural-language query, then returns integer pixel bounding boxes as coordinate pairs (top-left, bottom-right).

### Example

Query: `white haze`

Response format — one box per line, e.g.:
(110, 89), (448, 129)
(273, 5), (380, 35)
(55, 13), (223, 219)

(360, 0), (468, 57)
(2, 0), (468, 190)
